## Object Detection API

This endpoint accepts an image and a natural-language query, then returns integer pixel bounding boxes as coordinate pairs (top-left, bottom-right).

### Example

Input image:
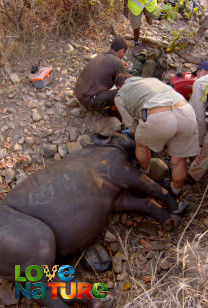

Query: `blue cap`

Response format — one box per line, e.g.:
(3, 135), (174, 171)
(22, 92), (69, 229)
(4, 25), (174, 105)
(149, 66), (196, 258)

(196, 60), (208, 72)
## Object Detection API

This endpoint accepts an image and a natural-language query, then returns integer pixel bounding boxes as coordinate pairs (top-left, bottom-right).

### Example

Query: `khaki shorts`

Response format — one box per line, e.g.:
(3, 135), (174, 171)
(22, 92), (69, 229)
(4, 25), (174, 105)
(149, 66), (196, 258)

(129, 9), (155, 29)
(135, 103), (200, 157)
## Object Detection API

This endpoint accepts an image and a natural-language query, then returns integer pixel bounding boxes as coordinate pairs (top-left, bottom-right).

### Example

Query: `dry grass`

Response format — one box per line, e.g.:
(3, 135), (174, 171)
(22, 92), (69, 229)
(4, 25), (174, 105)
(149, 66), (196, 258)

(122, 184), (208, 308)
(0, 0), (122, 64)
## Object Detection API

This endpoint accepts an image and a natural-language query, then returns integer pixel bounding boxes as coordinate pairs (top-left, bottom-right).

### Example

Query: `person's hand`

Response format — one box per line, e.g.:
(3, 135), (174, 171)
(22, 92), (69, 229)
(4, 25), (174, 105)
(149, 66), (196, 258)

(123, 6), (129, 18)
(123, 61), (129, 68)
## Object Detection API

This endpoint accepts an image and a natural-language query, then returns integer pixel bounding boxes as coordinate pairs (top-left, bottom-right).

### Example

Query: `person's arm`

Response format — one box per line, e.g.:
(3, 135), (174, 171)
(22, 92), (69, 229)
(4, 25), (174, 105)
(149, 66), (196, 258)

(115, 96), (137, 132)
(190, 80), (207, 146)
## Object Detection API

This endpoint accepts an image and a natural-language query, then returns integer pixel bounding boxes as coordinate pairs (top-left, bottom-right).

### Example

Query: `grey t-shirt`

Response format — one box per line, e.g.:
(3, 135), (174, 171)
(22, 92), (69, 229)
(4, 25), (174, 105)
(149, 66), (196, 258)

(115, 76), (184, 130)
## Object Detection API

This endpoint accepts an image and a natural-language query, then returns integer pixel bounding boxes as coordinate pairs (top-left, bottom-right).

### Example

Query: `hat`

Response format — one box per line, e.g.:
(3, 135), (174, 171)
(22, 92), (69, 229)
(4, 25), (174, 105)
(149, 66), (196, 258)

(196, 60), (208, 72)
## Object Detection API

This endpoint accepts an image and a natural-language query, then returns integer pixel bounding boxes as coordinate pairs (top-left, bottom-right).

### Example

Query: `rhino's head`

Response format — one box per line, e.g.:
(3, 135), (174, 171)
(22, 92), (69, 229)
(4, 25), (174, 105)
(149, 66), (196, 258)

(92, 133), (136, 162)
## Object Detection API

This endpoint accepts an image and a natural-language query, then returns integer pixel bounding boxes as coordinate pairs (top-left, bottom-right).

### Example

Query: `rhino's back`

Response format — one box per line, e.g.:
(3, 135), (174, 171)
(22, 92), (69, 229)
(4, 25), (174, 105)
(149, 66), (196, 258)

(1, 146), (125, 255)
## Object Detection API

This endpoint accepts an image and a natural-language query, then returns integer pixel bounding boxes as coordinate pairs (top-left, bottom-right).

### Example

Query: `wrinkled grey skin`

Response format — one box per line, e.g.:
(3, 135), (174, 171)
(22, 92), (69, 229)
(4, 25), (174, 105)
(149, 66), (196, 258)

(0, 134), (179, 308)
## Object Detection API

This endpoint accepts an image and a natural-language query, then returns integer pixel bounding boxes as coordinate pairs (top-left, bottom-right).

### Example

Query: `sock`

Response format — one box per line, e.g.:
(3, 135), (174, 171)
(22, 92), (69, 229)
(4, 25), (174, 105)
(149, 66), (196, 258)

(171, 183), (181, 196)
(140, 166), (150, 175)
(134, 40), (140, 46)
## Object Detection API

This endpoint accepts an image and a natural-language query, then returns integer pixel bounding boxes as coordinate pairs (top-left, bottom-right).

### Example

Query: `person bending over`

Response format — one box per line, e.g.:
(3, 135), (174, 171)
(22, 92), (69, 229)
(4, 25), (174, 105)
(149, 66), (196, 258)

(114, 72), (200, 208)
(75, 37), (128, 111)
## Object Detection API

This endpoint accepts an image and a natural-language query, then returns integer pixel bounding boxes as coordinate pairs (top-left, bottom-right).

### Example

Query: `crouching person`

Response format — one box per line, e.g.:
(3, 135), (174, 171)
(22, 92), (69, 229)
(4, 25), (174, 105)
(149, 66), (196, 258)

(114, 72), (200, 205)
(75, 37), (128, 111)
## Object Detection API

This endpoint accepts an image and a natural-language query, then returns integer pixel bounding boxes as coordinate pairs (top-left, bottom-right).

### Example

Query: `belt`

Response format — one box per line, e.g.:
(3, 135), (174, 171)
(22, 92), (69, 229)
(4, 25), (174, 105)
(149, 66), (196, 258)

(147, 100), (187, 115)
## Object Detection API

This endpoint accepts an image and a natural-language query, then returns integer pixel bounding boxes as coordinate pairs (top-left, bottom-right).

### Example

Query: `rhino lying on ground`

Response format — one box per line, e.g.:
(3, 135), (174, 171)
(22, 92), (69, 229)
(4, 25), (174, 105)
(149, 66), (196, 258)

(0, 134), (186, 307)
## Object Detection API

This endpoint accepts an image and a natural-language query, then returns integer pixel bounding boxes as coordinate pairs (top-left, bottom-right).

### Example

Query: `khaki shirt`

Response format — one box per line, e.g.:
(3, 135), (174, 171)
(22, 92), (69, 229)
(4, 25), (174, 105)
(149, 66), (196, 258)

(189, 74), (208, 146)
(115, 76), (184, 131)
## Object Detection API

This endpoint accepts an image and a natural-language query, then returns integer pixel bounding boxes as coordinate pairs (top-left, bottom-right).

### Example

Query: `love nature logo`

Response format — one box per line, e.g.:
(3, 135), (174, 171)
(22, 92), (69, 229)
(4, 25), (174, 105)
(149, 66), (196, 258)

(15, 265), (108, 300)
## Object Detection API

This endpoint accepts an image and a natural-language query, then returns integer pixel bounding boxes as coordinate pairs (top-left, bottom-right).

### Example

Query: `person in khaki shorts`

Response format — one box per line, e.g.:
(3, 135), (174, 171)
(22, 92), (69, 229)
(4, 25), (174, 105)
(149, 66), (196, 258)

(114, 73), (199, 209)
(188, 60), (208, 182)
(123, 0), (157, 57)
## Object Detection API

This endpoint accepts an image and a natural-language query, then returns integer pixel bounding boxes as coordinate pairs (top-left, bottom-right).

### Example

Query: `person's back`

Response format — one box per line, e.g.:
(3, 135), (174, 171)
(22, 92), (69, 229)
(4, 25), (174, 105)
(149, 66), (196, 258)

(75, 51), (124, 104)
(74, 37), (128, 110)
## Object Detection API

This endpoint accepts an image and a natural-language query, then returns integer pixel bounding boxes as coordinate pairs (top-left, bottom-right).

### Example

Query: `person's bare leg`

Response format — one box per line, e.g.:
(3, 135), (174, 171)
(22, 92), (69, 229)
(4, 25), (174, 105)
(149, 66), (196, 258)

(171, 156), (188, 193)
(135, 141), (151, 173)
(133, 28), (140, 42)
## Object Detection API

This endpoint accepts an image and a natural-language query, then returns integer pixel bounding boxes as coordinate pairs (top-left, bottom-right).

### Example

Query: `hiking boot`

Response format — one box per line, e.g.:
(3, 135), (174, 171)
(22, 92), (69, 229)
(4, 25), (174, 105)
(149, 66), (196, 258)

(185, 174), (196, 185)
(132, 42), (143, 58)
(172, 199), (188, 215)
(164, 214), (181, 231)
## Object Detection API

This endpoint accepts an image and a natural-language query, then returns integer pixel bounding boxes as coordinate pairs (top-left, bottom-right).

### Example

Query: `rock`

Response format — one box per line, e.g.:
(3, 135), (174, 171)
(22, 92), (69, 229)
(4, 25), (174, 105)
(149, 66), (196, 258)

(145, 259), (158, 275)
(18, 137), (25, 145)
(54, 153), (62, 160)
(1, 125), (9, 133)
(184, 63), (193, 69)
(25, 136), (35, 147)
(95, 117), (121, 135)
(204, 29), (208, 40)
(23, 154), (32, 164)
(13, 144), (22, 152)
(70, 107), (83, 117)
(146, 251), (154, 259)
(104, 230), (117, 243)
(64, 89), (74, 98)
(137, 223), (158, 236)
(32, 109), (42, 122)
(116, 274), (124, 281)
(67, 142), (82, 153)
(109, 242), (120, 254)
(0, 149), (7, 160)
(84, 54), (97, 61)
(45, 101), (53, 108)
(69, 127), (79, 141)
(32, 153), (43, 164)
(149, 158), (169, 182)
(112, 252), (126, 274)
(40, 128), (53, 138)
(83, 243), (111, 272)
(42, 144), (57, 158)
(58, 144), (68, 157)
(62, 69), (68, 75)
(16, 169), (28, 185)
(65, 43), (74, 54)
(77, 134), (91, 148)
(9, 73), (20, 83)
(0, 281), (18, 305)
(106, 281), (114, 289)
(5, 168), (16, 184)
(159, 258), (172, 270)
(65, 97), (79, 107)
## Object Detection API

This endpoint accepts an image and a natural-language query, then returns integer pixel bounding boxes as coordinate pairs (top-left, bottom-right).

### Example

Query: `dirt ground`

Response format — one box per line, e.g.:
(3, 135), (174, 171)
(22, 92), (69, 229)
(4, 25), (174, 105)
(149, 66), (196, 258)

(0, 4), (208, 308)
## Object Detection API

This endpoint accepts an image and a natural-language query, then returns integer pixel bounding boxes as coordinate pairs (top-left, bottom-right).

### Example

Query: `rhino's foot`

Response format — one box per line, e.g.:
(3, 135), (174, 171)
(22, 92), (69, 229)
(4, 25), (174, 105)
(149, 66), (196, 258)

(163, 214), (181, 231)
(82, 243), (111, 272)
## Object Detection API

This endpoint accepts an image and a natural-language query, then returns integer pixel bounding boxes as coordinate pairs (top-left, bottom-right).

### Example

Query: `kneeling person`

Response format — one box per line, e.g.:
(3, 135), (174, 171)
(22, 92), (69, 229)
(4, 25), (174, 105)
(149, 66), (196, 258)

(115, 72), (200, 200)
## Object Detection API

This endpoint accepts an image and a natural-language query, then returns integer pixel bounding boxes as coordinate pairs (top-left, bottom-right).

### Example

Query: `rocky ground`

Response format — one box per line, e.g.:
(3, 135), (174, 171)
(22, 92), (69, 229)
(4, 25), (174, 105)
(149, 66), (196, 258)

(0, 5), (208, 308)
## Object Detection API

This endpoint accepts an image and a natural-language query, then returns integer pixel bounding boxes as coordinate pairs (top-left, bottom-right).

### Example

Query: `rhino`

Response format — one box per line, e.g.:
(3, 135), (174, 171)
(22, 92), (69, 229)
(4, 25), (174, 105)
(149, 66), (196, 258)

(0, 133), (185, 307)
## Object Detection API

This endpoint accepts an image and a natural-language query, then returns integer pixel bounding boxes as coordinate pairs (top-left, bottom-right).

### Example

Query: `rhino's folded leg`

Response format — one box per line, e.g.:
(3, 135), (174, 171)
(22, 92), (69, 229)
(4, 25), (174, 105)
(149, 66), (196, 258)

(113, 193), (179, 231)
(121, 164), (181, 213)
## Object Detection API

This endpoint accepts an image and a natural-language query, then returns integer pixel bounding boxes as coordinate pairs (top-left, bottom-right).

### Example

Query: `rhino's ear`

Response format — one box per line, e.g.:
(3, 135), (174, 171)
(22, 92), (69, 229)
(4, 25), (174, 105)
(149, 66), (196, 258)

(88, 168), (127, 191)
(92, 133), (112, 145)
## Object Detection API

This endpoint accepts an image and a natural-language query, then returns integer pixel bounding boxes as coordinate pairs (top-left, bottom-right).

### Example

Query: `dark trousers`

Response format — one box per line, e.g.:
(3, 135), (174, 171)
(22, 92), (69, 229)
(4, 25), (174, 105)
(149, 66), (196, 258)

(81, 89), (118, 110)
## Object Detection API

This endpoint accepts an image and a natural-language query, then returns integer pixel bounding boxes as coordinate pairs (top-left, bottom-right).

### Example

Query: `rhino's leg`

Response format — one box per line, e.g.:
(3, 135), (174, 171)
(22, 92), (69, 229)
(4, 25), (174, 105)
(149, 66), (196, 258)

(113, 193), (179, 230)
(121, 164), (181, 213)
